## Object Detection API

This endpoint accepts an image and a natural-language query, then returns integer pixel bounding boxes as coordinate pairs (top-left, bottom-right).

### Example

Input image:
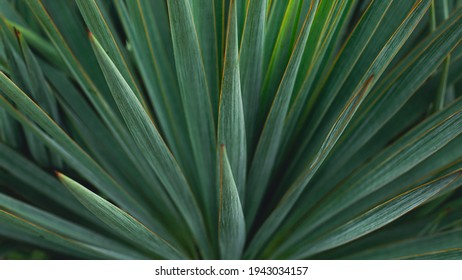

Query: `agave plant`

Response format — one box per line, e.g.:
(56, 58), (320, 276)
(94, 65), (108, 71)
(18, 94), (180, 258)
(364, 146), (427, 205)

(0, 0), (461, 260)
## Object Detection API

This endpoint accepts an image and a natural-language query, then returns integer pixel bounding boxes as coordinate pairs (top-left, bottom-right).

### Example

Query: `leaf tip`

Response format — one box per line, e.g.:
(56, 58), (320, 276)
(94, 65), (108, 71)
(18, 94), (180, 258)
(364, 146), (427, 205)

(13, 27), (20, 38)
(55, 172), (72, 186)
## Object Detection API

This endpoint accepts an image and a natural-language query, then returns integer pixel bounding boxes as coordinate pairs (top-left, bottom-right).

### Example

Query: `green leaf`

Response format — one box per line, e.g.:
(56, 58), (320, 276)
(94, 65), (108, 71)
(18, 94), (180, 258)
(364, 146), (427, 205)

(57, 173), (186, 260)
(323, 8), (462, 184)
(42, 63), (189, 244)
(166, 0), (217, 230)
(0, 106), (19, 148)
(25, 0), (139, 160)
(285, 170), (462, 259)
(19, 3), (179, 214)
(346, 228), (462, 260)
(239, 0), (266, 147)
(282, 8), (462, 239)
(75, 0), (149, 112)
(259, 0), (303, 121)
(245, 0), (319, 226)
(89, 34), (213, 259)
(292, 0), (354, 95)
(0, 0), (26, 26)
(2, 26), (51, 167)
(1, 0), (460, 261)
(0, 72), (163, 236)
(263, 0), (292, 71)
(282, 0), (356, 152)
(0, 142), (91, 221)
(218, 0), (246, 201)
(3, 20), (61, 66)
(314, 218), (430, 259)
(14, 27), (62, 167)
(218, 145), (246, 260)
(114, 0), (194, 184)
(295, 0), (394, 142)
(190, 0), (220, 116)
(0, 193), (145, 259)
(245, 75), (374, 259)
(25, 0), (103, 99)
(30, 0), (109, 94)
(268, 0), (435, 245)
(282, 96), (462, 251)
(288, 0), (431, 180)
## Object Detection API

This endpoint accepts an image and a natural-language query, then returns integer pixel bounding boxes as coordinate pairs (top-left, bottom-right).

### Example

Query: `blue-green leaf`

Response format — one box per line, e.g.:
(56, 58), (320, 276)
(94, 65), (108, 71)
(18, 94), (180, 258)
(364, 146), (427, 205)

(218, 145), (246, 260)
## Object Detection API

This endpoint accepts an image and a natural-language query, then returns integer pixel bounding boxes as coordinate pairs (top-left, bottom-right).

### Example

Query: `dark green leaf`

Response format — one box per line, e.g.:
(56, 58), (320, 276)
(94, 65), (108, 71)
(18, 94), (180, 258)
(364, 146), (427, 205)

(218, 0), (246, 200)
(218, 146), (245, 260)
(58, 173), (186, 260)
(89, 35), (213, 259)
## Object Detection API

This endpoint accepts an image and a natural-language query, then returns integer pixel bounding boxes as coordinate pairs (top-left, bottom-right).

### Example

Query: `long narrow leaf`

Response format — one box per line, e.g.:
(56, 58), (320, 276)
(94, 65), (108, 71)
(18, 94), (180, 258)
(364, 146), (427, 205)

(58, 173), (186, 260)
(283, 96), (462, 249)
(245, 0), (319, 226)
(321, 8), (462, 186)
(89, 34), (213, 259)
(245, 75), (374, 258)
(0, 193), (145, 259)
(75, 0), (149, 111)
(0, 72), (158, 232)
(286, 170), (462, 258)
(239, 0), (266, 146)
(218, 146), (245, 260)
(190, 0), (220, 116)
(114, 0), (194, 184)
(0, 142), (90, 220)
(218, 0), (246, 200)
(166, 0), (217, 230)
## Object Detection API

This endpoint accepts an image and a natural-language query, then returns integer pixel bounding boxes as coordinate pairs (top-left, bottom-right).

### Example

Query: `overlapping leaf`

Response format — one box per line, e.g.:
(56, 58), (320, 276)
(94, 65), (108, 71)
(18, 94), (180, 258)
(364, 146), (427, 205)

(0, 0), (461, 260)
(218, 146), (245, 260)
(89, 34), (212, 258)
(58, 173), (186, 260)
